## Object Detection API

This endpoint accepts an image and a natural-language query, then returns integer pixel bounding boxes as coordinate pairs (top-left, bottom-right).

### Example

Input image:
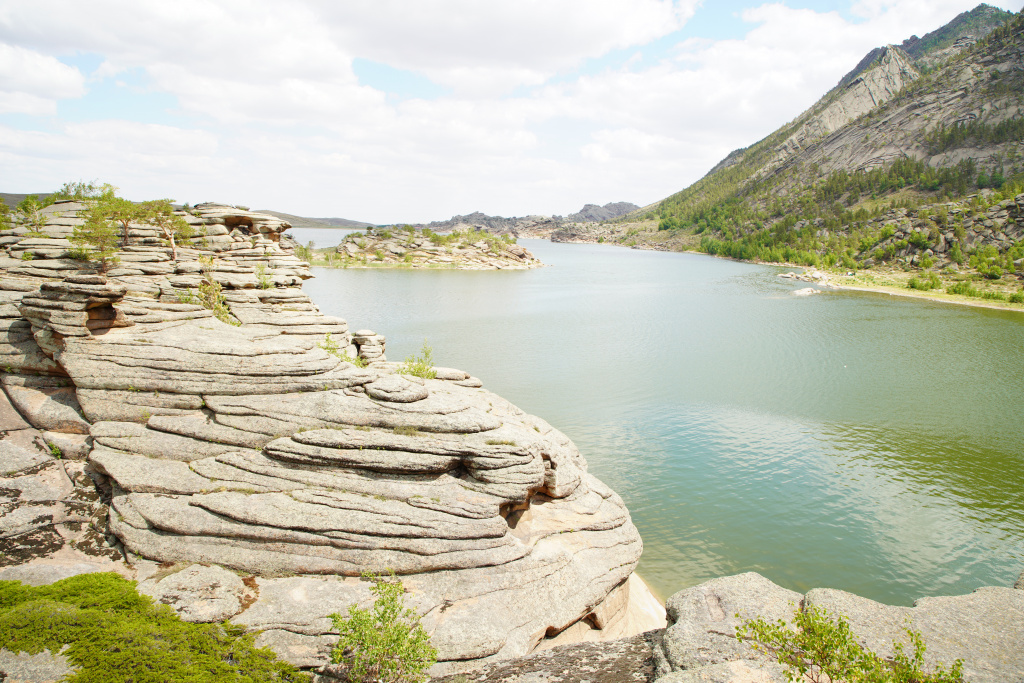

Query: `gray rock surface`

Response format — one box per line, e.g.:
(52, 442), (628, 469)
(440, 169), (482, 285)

(655, 573), (1024, 683)
(430, 631), (660, 683)
(656, 573), (800, 677)
(138, 564), (250, 622)
(0, 648), (74, 683)
(0, 201), (651, 672)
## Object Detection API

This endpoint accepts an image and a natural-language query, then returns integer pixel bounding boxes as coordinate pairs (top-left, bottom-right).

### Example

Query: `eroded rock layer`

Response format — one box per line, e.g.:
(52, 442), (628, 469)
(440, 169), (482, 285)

(0, 200), (655, 671)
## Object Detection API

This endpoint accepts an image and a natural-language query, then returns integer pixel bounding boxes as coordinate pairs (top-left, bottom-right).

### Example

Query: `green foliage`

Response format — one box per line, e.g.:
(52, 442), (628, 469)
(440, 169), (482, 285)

(175, 257), (239, 325)
(20, 251), (34, 261)
(318, 332), (367, 368)
(255, 263), (274, 289)
(908, 272), (941, 290)
(52, 180), (106, 201)
(140, 199), (193, 260)
(736, 604), (964, 683)
(329, 571), (436, 683)
(294, 240), (316, 263)
(924, 116), (1024, 156)
(946, 280), (981, 297)
(0, 572), (308, 683)
(71, 201), (122, 273)
(393, 426), (419, 437)
(398, 341), (437, 379)
(17, 194), (50, 235)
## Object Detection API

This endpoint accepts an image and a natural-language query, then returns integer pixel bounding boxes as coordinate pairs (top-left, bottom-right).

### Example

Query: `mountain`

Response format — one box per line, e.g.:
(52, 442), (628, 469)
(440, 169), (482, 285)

(567, 202), (640, 222)
(414, 201), (639, 237)
(563, 4), (1022, 293)
(255, 210), (374, 229)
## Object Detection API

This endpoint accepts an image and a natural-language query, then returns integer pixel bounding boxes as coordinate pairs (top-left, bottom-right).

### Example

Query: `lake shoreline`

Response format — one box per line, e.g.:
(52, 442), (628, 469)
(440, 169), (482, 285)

(549, 237), (1024, 314)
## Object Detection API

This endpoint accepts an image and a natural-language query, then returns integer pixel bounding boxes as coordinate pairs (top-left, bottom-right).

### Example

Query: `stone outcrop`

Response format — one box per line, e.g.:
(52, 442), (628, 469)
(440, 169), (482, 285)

(653, 572), (1024, 683)
(0, 199), (661, 675)
(334, 227), (541, 269)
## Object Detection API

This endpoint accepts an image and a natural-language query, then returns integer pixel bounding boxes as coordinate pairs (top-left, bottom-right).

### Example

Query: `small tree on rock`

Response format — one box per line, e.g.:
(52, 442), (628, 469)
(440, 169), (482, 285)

(71, 203), (121, 273)
(329, 571), (436, 683)
(141, 199), (193, 260)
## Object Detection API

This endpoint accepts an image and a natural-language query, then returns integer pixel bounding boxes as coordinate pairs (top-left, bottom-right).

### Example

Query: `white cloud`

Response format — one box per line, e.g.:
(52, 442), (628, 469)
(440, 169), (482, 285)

(0, 43), (85, 113)
(0, 0), (1019, 221)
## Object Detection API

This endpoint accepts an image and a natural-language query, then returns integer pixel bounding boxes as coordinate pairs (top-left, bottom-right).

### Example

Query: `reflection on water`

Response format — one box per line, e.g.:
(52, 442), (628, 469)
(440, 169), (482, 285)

(302, 239), (1024, 605)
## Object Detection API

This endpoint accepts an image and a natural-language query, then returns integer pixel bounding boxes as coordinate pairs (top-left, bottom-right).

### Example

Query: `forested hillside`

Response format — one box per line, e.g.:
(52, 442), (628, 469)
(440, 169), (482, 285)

(560, 5), (1024, 302)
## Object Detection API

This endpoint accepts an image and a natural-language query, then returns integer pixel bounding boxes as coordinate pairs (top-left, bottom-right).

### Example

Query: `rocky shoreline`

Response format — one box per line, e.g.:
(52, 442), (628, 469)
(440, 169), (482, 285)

(0, 199), (660, 680)
(325, 227), (542, 270)
(436, 570), (1024, 683)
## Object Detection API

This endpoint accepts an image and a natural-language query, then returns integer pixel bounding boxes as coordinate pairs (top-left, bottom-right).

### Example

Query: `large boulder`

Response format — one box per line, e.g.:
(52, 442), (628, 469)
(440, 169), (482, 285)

(654, 573), (1024, 683)
(0, 201), (659, 674)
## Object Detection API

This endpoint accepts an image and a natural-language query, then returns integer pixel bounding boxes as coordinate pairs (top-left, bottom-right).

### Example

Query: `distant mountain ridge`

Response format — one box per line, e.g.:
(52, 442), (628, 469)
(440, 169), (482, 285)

(415, 201), (640, 237)
(555, 3), (1024, 292)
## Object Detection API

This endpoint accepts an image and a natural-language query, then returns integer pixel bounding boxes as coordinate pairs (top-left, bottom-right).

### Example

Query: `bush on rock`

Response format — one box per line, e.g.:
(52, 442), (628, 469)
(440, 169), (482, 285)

(329, 572), (436, 683)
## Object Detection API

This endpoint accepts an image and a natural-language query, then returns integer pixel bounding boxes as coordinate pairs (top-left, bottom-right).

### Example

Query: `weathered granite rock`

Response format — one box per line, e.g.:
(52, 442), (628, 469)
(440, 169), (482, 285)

(655, 573), (800, 677)
(138, 564), (250, 623)
(654, 573), (1024, 683)
(430, 631), (660, 683)
(0, 647), (75, 683)
(806, 586), (1024, 683)
(0, 201), (656, 673)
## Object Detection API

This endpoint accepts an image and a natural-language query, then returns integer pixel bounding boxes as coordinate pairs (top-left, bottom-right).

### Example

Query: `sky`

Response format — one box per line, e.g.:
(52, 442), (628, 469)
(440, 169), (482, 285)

(0, 1), (1020, 223)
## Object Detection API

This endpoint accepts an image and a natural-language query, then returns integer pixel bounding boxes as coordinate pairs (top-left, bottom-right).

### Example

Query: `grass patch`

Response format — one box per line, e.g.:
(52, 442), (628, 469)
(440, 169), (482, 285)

(398, 341), (437, 379)
(0, 572), (308, 682)
(485, 439), (516, 446)
(393, 426), (420, 437)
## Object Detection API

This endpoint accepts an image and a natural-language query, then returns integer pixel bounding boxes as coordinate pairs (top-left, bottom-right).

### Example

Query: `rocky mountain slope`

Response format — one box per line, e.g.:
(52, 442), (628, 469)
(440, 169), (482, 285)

(416, 202), (639, 239)
(0, 199), (662, 676)
(255, 209), (373, 230)
(330, 226), (541, 269)
(562, 5), (1023, 298)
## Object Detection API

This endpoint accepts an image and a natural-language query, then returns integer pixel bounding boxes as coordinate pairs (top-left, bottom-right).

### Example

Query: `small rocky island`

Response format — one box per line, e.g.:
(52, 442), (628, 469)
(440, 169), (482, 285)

(0, 199), (659, 679)
(331, 227), (541, 269)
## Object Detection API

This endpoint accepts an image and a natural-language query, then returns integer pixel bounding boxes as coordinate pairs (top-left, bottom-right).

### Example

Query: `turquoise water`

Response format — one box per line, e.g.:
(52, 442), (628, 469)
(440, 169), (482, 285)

(302, 239), (1024, 606)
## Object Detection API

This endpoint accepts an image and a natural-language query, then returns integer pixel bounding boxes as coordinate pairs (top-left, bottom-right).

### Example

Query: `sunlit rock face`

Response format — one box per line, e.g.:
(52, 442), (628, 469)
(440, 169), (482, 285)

(0, 201), (652, 670)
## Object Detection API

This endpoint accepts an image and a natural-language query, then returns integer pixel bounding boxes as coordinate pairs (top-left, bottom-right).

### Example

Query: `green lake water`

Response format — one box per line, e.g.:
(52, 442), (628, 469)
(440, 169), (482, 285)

(301, 238), (1024, 606)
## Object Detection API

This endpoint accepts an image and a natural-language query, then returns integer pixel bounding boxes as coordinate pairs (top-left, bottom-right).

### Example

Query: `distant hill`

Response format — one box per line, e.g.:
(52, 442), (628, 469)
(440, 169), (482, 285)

(1, 192), (54, 207)
(575, 3), (1023, 281)
(255, 210), (374, 229)
(567, 202), (640, 222)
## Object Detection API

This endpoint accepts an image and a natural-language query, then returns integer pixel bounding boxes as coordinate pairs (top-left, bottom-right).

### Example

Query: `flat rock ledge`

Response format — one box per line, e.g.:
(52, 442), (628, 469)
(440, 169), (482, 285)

(0, 200), (657, 677)
(652, 572), (1024, 683)
(333, 227), (542, 270)
(436, 570), (1024, 683)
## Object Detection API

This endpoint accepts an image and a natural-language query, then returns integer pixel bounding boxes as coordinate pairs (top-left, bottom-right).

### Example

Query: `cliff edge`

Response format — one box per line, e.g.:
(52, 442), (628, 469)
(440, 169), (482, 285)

(0, 199), (663, 676)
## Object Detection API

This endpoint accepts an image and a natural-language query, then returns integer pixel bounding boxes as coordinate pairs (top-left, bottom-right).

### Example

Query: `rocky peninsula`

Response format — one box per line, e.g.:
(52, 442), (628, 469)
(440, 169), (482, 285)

(327, 227), (541, 270)
(0, 200), (661, 678)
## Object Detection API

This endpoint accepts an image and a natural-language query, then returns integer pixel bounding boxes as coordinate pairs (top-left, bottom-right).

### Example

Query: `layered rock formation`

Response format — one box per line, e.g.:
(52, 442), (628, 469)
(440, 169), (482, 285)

(334, 227), (541, 269)
(440, 571), (1024, 683)
(0, 200), (660, 674)
(653, 572), (1024, 683)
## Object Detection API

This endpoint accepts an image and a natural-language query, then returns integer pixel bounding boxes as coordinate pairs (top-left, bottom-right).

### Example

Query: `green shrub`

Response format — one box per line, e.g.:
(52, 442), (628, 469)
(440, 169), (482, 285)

(255, 263), (273, 289)
(319, 332), (367, 368)
(0, 572), (307, 682)
(329, 572), (436, 683)
(1009, 291), (1024, 304)
(736, 604), (964, 683)
(20, 251), (34, 261)
(947, 281), (980, 297)
(398, 341), (436, 379)
(908, 273), (941, 290)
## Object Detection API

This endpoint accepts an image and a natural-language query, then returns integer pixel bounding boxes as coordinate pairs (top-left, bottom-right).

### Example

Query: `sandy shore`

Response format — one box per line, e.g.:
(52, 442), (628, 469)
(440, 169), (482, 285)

(783, 267), (1024, 314)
